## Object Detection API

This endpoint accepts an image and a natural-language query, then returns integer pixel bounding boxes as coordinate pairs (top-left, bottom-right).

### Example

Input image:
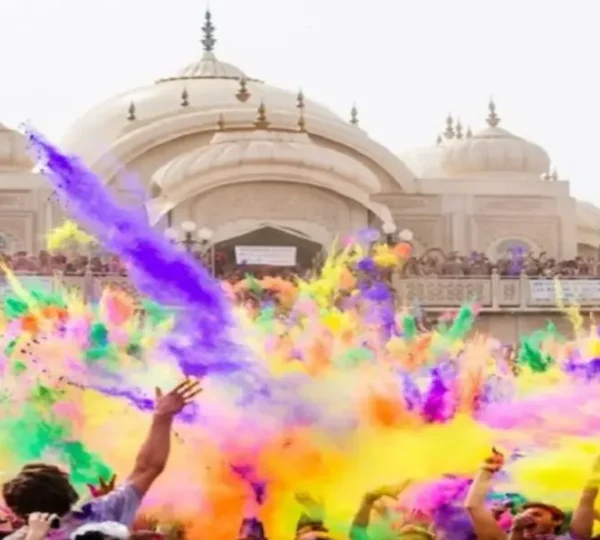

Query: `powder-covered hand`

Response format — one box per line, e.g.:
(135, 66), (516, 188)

(87, 474), (117, 498)
(155, 378), (202, 417)
(482, 447), (505, 473)
(364, 480), (412, 503)
(295, 492), (325, 520)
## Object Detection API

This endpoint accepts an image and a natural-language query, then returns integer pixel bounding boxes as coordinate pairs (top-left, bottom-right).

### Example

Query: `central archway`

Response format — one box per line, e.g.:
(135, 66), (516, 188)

(215, 225), (322, 272)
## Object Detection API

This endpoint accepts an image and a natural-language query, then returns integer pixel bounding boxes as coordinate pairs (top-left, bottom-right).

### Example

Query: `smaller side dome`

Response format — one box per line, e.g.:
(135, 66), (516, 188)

(0, 124), (33, 171)
(442, 100), (550, 177)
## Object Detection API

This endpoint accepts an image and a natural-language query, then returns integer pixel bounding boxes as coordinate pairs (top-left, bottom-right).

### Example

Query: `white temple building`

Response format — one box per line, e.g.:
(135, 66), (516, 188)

(1, 9), (599, 264)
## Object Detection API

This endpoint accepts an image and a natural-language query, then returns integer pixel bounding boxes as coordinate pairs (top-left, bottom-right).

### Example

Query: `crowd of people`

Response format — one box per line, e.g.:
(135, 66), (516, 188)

(2, 249), (600, 280)
(400, 250), (600, 278)
(1, 388), (599, 539)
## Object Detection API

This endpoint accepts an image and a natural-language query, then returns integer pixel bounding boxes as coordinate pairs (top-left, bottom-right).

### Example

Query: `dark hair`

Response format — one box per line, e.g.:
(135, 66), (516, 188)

(72, 533), (111, 540)
(2, 463), (79, 518)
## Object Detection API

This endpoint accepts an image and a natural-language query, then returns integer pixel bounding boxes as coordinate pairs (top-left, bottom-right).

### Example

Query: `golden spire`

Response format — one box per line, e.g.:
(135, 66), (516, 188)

(127, 102), (136, 121)
(486, 98), (500, 127)
(201, 9), (216, 52)
(254, 101), (270, 129)
(436, 134), (443, 145)
(466, 125), (473, 138)
(236, 76), (250, 102)
(297, 89), (305, 109)
(443, 114), (454, 139)
(181, 88), (189, 107)
(217, 112), (225, 130)
(350, 103), (359, 125)
(455, 119), (463, 139)
(297, 108), (306, 132)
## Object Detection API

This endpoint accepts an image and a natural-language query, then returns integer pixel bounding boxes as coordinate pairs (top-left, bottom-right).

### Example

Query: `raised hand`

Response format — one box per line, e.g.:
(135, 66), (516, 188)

(364, 480), (412, 503)
(482, 447), (505, 473)
(295, 492), (325, 520)
(87, 474), (117, 498)
(155, 378), (202, 418)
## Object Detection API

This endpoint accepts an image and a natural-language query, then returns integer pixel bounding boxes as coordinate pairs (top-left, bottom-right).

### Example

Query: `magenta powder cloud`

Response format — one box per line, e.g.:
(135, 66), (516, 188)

(27, 128), (256, 380)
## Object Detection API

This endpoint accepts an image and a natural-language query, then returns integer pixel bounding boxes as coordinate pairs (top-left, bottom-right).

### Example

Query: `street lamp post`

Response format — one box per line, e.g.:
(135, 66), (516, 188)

(398, 228), (414, 245)
(164, 221), (216, 277)
(382, 223), (398, 245)
(381, 224), (414, 248)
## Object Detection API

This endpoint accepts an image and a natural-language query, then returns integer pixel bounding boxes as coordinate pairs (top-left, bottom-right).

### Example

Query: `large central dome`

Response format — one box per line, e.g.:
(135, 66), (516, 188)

(61, 10), (347, 164)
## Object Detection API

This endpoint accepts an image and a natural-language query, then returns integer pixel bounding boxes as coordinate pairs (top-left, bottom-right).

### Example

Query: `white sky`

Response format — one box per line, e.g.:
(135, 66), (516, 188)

(0, 0), (598, 203)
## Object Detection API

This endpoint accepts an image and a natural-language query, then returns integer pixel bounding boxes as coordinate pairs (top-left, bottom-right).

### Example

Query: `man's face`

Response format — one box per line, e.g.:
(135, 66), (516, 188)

(521, 507), (560, 537)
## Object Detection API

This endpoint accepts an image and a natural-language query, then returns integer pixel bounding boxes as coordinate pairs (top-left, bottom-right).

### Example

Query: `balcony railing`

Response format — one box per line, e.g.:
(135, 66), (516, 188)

(3, 272), (600, 310)
(393, 273), (600, 310)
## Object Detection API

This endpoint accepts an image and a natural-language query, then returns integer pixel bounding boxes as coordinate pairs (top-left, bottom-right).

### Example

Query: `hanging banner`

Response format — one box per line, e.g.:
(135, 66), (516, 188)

(529, 279), (600, 304)
(234, 246), (297, 266)
(0, 275), (54, 297)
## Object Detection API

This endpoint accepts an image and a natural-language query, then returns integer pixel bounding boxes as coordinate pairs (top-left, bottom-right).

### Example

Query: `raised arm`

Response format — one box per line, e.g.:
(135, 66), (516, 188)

(464, 449), (506, 540)
(295, 492), (327, 537)
(128, 379), (202, 497)
(570, 453), (600, 540)
(350, 483), (411, 540)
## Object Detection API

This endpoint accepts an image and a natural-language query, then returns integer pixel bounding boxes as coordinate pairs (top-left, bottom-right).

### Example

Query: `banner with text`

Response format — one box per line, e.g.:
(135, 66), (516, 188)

(235, 246), (297, 266)
(529, 279), (600, 304)
(0, 276), (54, 298)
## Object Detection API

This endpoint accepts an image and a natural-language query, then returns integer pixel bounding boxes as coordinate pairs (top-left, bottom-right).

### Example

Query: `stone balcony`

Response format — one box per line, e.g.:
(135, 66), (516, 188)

(3, 272), (600, 311)
(393, 272), (600, 311)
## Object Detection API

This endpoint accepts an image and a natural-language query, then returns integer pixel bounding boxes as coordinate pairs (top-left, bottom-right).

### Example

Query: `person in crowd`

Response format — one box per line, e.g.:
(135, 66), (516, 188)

(465, 448), (599, 539)
(2, 379), (201, 539)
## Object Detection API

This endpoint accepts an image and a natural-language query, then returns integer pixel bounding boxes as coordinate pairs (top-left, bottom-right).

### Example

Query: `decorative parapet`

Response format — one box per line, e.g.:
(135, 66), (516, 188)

(394, 271), (600, 310)
(2, 271), (600, 311)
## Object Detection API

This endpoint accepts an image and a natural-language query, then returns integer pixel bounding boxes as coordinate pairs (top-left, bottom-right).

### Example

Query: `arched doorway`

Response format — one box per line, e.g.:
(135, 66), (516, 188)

(214, 226), (322, 277)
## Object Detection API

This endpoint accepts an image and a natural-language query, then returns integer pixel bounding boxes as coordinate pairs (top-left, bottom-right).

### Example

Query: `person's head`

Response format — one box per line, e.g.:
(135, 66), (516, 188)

(2, 463), (79, 519)
(396, 524), (435, 540)
(519, 502), (565, 536)
(238, 517), (266, 540)
(70, 521), (129, 539)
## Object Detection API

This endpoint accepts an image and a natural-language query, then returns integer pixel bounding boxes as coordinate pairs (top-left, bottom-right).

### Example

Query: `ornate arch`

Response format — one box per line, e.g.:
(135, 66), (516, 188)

(85, 110), (416, 193)
(146, 167), (394, 230)
(211, 219), (334, 248)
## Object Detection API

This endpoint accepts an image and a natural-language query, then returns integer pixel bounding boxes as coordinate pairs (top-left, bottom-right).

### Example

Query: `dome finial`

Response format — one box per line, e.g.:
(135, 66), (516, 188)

(436, 134), (443, 145)
(127, 102), (136, 121)
(297, 108), (306, 133)
(444, 114), (454, 139)
(254, 101), (270, 129)
(236, 76), (250, 102)
(201, 8), (216, 52)
(487, 97), (500, 127)
(466, 125), (473, 138)
(455, 119), (463, 139)
(180, 88), (189, 107)
(297, 89), (305, 109)
(217, 112), (225, 130)
(350, 103), (359, 126)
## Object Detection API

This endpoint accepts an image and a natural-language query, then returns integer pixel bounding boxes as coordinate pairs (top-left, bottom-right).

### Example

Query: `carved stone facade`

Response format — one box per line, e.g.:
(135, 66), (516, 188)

(177, 182), (367, 246)
(0, 173), (55, 253)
